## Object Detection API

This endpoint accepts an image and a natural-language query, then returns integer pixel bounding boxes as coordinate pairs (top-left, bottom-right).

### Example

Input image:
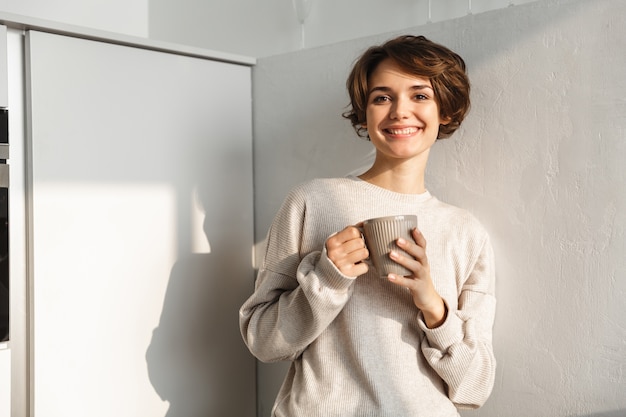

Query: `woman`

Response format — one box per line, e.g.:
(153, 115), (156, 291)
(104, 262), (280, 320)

(240, 35), (496, 417)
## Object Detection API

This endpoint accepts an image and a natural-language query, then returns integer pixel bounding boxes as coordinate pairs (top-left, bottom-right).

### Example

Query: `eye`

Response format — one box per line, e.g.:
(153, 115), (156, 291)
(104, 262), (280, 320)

(371, 95), (391, 104)
(414, 93), (429, 101)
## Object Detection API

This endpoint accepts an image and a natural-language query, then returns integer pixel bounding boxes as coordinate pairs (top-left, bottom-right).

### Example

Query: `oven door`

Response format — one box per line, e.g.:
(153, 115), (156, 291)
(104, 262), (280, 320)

(0, 107), (7, 342)
(0, 164), (7, 342)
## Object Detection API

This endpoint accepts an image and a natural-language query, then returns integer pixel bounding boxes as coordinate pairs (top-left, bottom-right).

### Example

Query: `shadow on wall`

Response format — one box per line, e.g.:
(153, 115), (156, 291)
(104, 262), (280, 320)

(573, 412), (626, 417)
(145, 148), (255, 417)
(145, 252), (253, 416)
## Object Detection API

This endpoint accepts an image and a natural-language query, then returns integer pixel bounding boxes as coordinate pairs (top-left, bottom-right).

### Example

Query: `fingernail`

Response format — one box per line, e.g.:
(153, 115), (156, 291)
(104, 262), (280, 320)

(397, 238), (405, 245)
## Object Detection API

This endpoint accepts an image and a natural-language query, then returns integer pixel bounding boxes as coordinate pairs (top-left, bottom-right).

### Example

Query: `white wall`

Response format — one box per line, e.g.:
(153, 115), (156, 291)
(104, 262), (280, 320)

(148, 0), (540, 57)
(251, 0), (626, 416)
(2, 0), (538, 57)
(0, 0), (149, 37)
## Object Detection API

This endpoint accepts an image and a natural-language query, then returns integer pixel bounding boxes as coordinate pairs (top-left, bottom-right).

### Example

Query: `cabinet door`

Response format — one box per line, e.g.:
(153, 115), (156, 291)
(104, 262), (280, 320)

(26, 30), (255, 417)
(0, 346), (8, 417)
(0, 25), (7, 107)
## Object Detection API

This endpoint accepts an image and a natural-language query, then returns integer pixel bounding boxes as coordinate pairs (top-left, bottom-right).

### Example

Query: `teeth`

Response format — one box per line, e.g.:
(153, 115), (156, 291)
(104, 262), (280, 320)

(387, 127), (417, 135)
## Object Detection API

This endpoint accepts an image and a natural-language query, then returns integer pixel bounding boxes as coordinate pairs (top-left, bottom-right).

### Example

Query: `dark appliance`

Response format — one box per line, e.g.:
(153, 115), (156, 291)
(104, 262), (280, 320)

(0, 108), (8, 342)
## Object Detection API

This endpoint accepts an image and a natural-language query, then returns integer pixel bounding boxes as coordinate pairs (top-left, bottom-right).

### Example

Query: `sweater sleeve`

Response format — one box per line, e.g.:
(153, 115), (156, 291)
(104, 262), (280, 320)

(418, 233), (497, 409)
(239, 189), (356, 363)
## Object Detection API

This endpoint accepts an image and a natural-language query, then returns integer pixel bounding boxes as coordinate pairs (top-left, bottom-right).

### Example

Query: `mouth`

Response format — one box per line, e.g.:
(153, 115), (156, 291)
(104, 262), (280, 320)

(383, 127), (420, 135)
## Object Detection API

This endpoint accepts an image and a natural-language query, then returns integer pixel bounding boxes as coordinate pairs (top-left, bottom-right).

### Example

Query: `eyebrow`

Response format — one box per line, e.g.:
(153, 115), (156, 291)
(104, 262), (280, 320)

(368, 85), (434, 95)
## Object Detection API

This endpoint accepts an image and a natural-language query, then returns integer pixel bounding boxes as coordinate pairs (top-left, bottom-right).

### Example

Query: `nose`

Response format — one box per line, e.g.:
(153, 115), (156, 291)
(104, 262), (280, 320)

(389, 97), (410, 120)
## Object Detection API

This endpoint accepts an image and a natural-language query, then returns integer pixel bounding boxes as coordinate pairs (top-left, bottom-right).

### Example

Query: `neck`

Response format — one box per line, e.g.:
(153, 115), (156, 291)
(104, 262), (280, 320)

(358, 155), (428, 194)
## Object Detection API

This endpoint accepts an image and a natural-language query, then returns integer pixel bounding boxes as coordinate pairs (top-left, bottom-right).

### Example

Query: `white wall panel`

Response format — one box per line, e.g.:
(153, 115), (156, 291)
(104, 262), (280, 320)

(26, 30), (255, 417)
(0, 345), (9, 417)
(0, 25), (7, 108)
(6, 26), (29, 417)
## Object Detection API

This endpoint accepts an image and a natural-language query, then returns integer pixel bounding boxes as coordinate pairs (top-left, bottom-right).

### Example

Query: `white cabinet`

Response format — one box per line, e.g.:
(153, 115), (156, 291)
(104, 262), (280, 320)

(24, 30), (255, 416)
(0, 25), (7, 108)
(0, 345), (9, 417)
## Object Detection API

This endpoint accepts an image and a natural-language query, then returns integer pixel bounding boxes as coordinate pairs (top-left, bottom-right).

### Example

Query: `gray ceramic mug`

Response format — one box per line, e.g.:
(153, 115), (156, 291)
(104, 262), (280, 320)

(362, 215), (418, 278)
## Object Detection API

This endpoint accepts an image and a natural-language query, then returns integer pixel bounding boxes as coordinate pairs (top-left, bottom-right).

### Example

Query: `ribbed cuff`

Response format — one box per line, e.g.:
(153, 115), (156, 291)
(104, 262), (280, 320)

(316, 246), (358, 292)
(418, 298), (464, 351)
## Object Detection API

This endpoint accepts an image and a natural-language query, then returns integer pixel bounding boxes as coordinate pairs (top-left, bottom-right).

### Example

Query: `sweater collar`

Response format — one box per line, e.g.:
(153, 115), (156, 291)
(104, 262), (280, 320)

(347, 175), (433, 203)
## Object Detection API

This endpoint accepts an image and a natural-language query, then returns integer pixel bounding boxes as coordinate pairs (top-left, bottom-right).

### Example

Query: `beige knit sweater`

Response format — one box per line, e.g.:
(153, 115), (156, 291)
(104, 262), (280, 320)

(240, 176), (496, 417)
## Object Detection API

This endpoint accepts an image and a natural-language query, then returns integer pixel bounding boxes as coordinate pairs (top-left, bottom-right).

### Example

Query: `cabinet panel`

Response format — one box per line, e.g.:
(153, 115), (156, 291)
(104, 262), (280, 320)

(0, 346), (9, 417)
(0, 25), (7, 108)
(26, 30), (255, 417)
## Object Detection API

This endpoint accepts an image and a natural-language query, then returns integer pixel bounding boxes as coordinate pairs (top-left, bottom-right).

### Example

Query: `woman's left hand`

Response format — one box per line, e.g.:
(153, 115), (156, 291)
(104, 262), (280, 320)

(388, 228), (447, 328)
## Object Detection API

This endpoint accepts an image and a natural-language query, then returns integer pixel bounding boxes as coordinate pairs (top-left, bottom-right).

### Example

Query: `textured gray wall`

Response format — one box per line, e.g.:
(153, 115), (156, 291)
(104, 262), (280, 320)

(252, 0), (626, 416)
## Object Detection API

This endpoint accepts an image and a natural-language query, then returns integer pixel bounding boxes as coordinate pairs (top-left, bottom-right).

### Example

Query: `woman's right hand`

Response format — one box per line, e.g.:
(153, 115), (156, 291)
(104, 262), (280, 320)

(325, 225), (370, 277)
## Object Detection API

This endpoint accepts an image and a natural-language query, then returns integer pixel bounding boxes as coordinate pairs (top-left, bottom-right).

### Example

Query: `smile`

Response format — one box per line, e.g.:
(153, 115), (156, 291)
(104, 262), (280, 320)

(384, 127), (419, 135)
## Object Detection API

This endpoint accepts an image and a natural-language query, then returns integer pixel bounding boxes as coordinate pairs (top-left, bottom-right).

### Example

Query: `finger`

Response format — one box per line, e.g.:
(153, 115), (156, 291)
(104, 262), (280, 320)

(386, 273), (426, 292)
(332, 245), (369, 277)
(328, 228), (366, 251)
(328, 234), (368, 267)
(397, 234), (428, 266)
(327, 228), (357, 250)
(330, 226), (362, 245)
(345, 225), (364, 240)
(395, 238), (421, 260)
(330, 238), (366, 258)
(346, 236), (368, 254)
(343, 246), (370, 267)
(342, 261), (369, 278)
(389, 249), (425, 276)
(387, 273), (414, 287)
(411, 227), (427, 249)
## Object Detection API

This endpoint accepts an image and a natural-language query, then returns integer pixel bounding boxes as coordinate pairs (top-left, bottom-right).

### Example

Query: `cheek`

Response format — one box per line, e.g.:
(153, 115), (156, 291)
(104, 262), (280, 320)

(428, 107), (445, 125)
(365, 106), (384, 124)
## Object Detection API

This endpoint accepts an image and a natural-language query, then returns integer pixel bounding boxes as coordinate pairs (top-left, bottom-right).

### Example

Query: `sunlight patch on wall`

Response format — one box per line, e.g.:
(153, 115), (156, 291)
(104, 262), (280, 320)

(31, 182), (177, 415)
(191, 184), (211, 254)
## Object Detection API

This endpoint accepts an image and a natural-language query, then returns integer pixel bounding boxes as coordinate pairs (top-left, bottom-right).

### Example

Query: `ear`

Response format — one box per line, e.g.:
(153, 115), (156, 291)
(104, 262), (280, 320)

(439, 115), (451, 126)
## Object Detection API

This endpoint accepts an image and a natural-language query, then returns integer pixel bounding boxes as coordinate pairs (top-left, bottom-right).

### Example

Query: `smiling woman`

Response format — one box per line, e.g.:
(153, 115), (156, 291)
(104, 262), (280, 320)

(239, 35), (496, 417)
(361, 60), (444, 173)
(343, 35), (471, 140)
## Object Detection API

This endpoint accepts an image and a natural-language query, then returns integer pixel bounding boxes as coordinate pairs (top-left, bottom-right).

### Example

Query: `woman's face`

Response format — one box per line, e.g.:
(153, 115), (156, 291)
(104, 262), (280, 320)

(363, 59), (447, 164)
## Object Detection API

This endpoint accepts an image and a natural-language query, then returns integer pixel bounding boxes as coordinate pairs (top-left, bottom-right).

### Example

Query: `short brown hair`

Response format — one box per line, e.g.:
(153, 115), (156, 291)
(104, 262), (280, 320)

(343, 35), (470, 139)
